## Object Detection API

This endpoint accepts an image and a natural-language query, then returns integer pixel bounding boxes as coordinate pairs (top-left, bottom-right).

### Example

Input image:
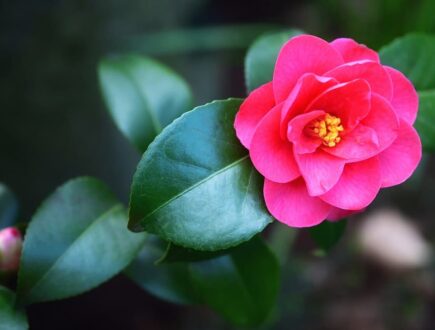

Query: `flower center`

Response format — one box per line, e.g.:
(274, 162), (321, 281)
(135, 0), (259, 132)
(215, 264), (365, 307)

(308, 113), (344, 147)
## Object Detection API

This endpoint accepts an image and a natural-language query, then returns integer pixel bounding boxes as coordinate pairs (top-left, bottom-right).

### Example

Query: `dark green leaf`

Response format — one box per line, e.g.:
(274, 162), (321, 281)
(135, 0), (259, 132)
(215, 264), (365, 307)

(129, 99), (272, 251)
(98, 55), (193, 152)
(189, 237), (280, 327)
(157, 243), (232, 264)
(17, 177), (146, 305)
(0, 286), (28, 330)
(125, 235), (199, 305)
(309, 220), (347, 252)
(380, 34), (435, 91)
(416, 91), (435, 152)
(245, 29), (303, 92)
(0, 184), (19, 229)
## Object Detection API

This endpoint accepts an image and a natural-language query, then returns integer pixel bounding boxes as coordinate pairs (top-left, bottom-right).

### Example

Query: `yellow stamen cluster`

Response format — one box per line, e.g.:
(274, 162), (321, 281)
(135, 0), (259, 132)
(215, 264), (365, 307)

(310, 114), (344, 147)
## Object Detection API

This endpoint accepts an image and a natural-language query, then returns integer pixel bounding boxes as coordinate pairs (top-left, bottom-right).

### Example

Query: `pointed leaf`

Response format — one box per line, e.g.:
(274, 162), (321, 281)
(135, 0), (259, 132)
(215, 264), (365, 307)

(245, 29), (303, 92)
(17, 177), (146, 305)
(98, 55), (193, 152)
(129, 99), (272, 251)
(189, 237), (280, 327)
(417, 90), (435, 151)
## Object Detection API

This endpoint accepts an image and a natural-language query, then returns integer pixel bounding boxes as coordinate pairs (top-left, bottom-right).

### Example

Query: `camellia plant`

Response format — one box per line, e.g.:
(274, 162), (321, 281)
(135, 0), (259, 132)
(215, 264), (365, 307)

(1, 29), (435, 328)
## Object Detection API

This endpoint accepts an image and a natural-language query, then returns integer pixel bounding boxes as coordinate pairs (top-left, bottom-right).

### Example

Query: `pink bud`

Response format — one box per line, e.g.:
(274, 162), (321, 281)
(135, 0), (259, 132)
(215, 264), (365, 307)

(0, 227), (23, 272)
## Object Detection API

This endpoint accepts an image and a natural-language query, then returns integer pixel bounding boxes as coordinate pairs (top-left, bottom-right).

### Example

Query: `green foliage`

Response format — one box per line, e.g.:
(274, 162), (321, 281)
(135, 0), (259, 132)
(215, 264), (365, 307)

(309, 220), (347, 252)
(245, 29), (303, 92)
(127, 236), (280, 327)
(380, 33), (435, 152)
(0, 184), (19, 230)
(17, 177), (146, 305)
(98, 55), (193, 152)
(0, 287), (28, 330)
(129, 99), (273, 251)
(189, 237), (280, 327)
(125, 235), (199, 305)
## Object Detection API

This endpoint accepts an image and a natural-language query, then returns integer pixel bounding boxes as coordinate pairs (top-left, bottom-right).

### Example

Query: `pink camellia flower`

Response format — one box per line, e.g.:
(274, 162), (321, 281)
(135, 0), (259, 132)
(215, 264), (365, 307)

(0, 227), (23, 272)
(235, 35), (422, 227)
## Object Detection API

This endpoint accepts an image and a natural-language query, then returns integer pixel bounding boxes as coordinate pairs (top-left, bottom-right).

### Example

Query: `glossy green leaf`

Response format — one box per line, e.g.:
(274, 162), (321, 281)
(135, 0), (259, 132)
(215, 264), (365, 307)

(125, 235), (199, 305)
(190, 237), (280, 327)
(380, 34), (435, 91)
(17, 177), (146, 305)
(157, 243), (230, 264)
(129, 99), (273, 251)
(0, 184), (19, 229)
(0, 287), (28, 330)
(417, 91), (435, 151)
(245, 29), (303, 92)
(98, 55), (193, 152)
(309, 220), (347, 252)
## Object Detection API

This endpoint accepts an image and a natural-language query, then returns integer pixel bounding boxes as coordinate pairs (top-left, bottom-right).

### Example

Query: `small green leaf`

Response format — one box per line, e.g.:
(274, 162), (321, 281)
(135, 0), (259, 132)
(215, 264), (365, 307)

(416, 91), (435, 152)
(157, 243), (232, 264)
(189, 237), (280, 327)
(0, 184), (19, 229)
(17, 177), (146, 305)
(0, 287), (28, 330)
(129, 99), (272, 251)
(125, 235), (199, 305)
(245, 29), (303, 92)
(309, 220), (347, 252)
(98, 55), (193, 152)
(380, 34), (435, 91)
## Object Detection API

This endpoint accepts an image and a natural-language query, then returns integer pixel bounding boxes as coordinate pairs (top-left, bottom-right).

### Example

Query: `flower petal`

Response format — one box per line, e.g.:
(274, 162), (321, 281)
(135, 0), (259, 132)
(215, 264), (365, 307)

(264, 178), (332, 228)
(327, 207), (365, 221)
(280, 74), (337, 138)
(330, 38), (380, 63)
(295, 150), (345, 196)
(307, 79), (371, 131)
(361, 94), (399, 152)
(324, 124), (380, 161)
(378, 120), (422, 188)
(320, 157), (381, 210)
(325, 61), (393, 100)
(287, 110), (325, 154)
(385, 66), (418, 125)
(235, 82), (275, 148)
(273, 35), (343, 103)
(250, 104), (300, 183)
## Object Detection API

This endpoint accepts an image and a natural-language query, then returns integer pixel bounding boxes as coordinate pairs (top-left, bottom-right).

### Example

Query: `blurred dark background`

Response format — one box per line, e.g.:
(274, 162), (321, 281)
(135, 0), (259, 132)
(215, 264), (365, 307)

(2, 0), (435, 329)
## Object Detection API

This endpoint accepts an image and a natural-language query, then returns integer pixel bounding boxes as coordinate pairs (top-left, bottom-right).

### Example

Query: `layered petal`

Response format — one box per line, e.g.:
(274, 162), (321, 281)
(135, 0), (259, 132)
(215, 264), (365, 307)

(378, 120), (422, 188)
(361, 94), (399, 152)
(330, 38), (380, 63)
(307, 79), (371, 131)
(327, 207), (365, 221)
(295, 150), (345, 196)
(235, 82), (275, 148)
(273, 35), (343, 103)
(320, 157), (381, 210)
(250, 104), (300, 183)
(287, 110), (325, 154)
(280, 74), (337, 138)
(264, 178), (332, 227)
(385, 66), (418, 125)
(325, 61), (393, 100)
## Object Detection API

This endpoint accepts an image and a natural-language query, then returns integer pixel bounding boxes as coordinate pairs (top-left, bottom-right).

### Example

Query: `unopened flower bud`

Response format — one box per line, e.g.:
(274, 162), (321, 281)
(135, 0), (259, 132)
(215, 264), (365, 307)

(0, 227), (23, 272)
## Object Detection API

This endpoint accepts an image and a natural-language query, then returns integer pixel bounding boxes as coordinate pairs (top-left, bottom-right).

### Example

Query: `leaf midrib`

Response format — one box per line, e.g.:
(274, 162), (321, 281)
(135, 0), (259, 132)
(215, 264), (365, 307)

(141, 155), (250, 222)
(22, 204), (123, 302)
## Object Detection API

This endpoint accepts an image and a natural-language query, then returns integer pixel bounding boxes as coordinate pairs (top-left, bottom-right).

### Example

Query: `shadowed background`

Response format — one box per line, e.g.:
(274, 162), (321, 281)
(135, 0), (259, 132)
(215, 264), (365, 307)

(1, 0), (435, 329)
